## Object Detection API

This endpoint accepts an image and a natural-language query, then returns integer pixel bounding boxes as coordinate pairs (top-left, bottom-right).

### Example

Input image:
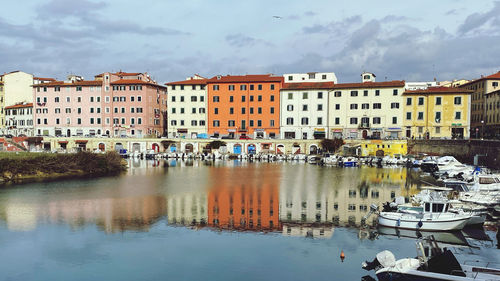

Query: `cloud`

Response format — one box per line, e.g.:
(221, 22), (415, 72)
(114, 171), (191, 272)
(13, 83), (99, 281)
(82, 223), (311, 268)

(302, 16), (363, 36)
(445, 9), (458, 16)
(225, 33), (271, 48)
(458, 1), (500, 34)
(304, 11), (317, 17)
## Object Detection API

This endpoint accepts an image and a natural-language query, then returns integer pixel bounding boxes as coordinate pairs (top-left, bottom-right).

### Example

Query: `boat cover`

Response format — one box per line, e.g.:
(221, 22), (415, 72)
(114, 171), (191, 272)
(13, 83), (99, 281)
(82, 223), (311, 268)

(376, 250), (396, 267)
(426, 249), (466, 277)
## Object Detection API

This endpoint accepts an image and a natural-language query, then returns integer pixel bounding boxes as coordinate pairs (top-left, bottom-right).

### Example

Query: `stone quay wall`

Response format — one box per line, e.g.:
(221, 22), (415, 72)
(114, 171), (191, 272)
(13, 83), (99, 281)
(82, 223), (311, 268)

(408, 139), (500, 169)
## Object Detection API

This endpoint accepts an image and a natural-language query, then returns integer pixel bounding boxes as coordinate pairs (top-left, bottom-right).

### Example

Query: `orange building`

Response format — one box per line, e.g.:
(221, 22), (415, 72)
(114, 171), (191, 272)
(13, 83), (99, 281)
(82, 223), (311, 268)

(206, 74), (283, 139)
(207, 165), (281, 232)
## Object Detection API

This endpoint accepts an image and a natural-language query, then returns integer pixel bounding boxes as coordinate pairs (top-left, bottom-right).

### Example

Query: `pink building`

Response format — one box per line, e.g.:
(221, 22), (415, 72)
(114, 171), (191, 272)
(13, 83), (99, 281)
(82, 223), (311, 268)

(33, 72), (167, 138)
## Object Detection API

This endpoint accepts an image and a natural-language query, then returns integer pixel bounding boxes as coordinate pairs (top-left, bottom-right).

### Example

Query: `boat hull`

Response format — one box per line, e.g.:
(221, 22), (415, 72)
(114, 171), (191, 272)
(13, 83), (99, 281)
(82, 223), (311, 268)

(378, 213), (469, 231)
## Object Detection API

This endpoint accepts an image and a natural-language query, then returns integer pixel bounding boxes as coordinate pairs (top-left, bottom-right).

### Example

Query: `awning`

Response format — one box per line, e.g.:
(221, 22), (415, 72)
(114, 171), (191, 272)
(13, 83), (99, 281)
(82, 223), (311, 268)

(177, 129), (188, 133)
(331, 129), (343, 132)
(58, 141), (68, 144)
(314, 131), (326, 134)
(228, 129), (236, 132)
(75, 140), (88, 143)
(314, 128), (325, 132)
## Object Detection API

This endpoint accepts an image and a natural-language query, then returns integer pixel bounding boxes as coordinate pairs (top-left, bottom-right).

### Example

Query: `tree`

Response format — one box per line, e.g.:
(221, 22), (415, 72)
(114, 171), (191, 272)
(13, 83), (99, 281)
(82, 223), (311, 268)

(161, 140), (175, 150)
(208, 140), (226, 150)
(320, 139), (344, 153)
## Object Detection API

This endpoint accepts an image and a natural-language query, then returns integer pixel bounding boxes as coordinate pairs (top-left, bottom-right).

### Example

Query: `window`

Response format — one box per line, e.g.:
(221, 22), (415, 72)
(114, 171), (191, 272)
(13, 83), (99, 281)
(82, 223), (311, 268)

(257, 120), (262, 127)
(363, 90), (368, 96)
(214, 108), (218, 114)
(228, 120), (235, 126)
(350, 104), (358, 110)
(270, 120), (275, 127)
(350, 117), (358, 124)
(76, 86), (82, 91)
(192, 108), (196, 114)
(455, 111), (461, 120)
(435, 97), (442, 105)
(362, 103), (369, 109)
(303, 92), (308, 99)
(406, 112), (412, 120)
(393, 89), (398, 96)
(317, 117), (323, 125)
(213, 85), (219, 91)
(418, 97), (424, 105)
(288, 93), (293, 100)
(334, 91), (341, 97)
(435, 127), (441, 134)
(406, 97), (412, 105)
(228, 85), (235, 91)
(392, 117), (397, 124)
(418, 112), (424, 120)
(241, 95), (246, 102)
(493, 82), (499, 87)
(301, 117), (309, 125)
(191, 96), (197, 102)
(435, 112), (441, 122)
(250, 107), (254, 114)
(258, 85), (262, 90)
(373, 117), (381, 124)
(229, 96), (234, 102)
(77, 97), (81, 102)
(391, 102), (399, 109)
(213, 96), (220, 102)
(317, 104), (323, 111)
(303, 105), (308, 111)
(258, 95), (262, 101)
(288, 75), (293, 81)
(318, 92), (323, 99)
(270, 107), (275, 114)
(350, 91), (358, 97)
(250, 95), (254, 102)
(335, 104), (340, 110)
(249, 120), (254, 127)
(250, 85), (254, 90)
(229, 108), (234, 114)
(373, 103), (382, 109)
(454, 96), (462, 105)
(258, 107), (262, 114)
(287, 105), (294, 111)
(240, 85), (247, 90)
(286, 117), (294, 125)
(55, 97), (60, 103)
(375, 90), (380, 96)
(241, 107), (246, 114)
(335, 117), (340, 125)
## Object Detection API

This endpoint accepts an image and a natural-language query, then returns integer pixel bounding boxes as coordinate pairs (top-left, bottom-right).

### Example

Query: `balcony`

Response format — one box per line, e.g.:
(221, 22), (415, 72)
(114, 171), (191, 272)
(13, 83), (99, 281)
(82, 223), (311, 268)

(358, 123), (370, 129)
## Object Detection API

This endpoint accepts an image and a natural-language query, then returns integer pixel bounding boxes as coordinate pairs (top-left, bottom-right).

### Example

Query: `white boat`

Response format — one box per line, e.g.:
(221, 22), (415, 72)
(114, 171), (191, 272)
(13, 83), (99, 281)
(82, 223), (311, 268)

(378, 198), (470, 231)
(362, 236), (500, 281)
(341, 156), (358, 167)
(321, 154), (340, 166)
(469, 174), (500, 191)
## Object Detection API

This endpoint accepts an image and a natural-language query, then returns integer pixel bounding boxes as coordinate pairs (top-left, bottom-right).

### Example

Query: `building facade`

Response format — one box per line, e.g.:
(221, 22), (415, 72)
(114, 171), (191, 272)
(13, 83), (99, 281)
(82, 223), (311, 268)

(166, 75), (207, 139)
(206, 74), (283, 139)
(280, 81), (334, 139)
(4, 103), (34, 136)
(460, 71), (500, 138)
(0, 81), (4, 131)
(403, 87), (472, 139)
(32, 72), (167, 138)
(328, 73), (406, 139)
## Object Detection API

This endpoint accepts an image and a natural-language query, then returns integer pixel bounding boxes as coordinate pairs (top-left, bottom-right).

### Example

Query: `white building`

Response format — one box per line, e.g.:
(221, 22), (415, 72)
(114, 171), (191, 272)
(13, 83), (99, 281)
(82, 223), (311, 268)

(328, 72), (406, 139)
(4, 103), (34, 136)
(166, 75), (208, 139)
(280, 72), (336, 139)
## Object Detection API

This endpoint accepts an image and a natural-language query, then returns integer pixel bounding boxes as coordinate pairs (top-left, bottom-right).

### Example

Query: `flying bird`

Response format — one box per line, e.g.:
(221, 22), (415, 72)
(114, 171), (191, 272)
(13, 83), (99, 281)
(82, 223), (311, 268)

(273, 16), (282, 19)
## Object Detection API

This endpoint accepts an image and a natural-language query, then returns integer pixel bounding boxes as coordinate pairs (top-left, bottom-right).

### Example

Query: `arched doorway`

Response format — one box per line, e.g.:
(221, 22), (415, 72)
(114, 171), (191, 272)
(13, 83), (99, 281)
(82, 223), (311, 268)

(248, 144), (256, 154)
(233, 144), (242, 154)
(362, 130), (368, 139)
(132, 143), (141, 152)
(277, 144), (285, 154)
(152, 143), (160, 153)
(185, 143), (194, 153)
(309, 145), (318, 155)
(376, 150), (384, 157)
(292, 143), (301, 154)
(98, 143), (105, 151)
(115, 143), (124, 151)
(66, 129), (71, 137)
(170, 144), (177, 152)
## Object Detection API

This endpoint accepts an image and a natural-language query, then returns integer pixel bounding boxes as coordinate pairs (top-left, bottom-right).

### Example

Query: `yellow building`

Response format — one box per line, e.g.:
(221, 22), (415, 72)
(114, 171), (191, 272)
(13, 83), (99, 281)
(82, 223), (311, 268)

(438, 79), (470, 88)
(0, 80), (4, 131)
(403, 87), (472, 139)
(359, 139), (407, 157)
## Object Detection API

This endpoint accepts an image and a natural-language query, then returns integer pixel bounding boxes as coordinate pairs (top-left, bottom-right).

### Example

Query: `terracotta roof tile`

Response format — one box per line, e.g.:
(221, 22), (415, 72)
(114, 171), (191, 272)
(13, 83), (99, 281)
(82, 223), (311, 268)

(404, 87), (473, 95)
(111, 79), (167, 88)
(5, 103), (33, 109)
(332, 80), (405, 89)
(33, 80), (102, 87)
(34, 77), (56, 81)
(206, 74), (284, 83)
(166, 79), (207, 86)
(460, 71), (500, 87)
(281, 82), (335, 90)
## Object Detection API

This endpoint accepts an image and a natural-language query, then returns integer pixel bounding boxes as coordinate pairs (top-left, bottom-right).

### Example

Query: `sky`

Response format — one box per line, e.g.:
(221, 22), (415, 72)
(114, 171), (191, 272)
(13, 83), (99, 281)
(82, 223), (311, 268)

(1, 0), (500, 84)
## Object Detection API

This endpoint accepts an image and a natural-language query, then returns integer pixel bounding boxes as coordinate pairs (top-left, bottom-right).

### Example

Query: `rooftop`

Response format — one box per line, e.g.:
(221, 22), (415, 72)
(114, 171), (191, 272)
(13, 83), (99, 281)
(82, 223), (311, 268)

(5, 103), (33, 109)
(166, 79), (208, 86)
(281, 82), (335, 90)
(404, 86), (474, 95)
(460, 71), (500, 87)
(332, 80), (405, 89)
(206, 74), (284, 84)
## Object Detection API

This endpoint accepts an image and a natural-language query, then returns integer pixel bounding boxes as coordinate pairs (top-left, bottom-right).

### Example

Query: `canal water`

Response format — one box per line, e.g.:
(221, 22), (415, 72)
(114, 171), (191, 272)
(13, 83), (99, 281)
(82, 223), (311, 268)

(0, 160), (498, 281)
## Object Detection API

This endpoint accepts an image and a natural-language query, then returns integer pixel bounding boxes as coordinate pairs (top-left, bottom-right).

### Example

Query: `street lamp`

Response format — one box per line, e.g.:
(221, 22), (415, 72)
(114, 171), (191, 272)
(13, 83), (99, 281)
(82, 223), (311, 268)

(481, 120), (484, 140)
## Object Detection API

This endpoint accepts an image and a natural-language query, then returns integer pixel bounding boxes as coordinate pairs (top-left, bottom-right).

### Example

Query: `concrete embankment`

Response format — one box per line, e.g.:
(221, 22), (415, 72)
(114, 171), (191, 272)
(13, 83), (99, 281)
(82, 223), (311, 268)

(408, 139), (500, 169)
(0, 151), (127, 184)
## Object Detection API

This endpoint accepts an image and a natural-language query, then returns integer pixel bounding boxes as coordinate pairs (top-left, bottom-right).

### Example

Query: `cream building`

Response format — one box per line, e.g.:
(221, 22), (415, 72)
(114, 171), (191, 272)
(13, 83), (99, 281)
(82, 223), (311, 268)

(166, 75), (208, 139)
(167, 192), (208, 226)
(328, 72), (406, 139)
(280, 72), (336, 139)
(4, 103), (34, 136)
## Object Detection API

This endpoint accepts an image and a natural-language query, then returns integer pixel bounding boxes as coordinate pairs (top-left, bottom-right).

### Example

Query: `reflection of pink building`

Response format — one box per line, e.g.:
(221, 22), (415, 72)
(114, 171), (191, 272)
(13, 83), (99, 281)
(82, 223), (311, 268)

(33, 72), (167, 138)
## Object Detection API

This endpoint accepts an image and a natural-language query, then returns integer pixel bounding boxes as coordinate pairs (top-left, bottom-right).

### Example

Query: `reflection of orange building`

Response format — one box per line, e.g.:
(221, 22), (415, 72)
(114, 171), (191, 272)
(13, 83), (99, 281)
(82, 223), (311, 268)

(206, 75), (283, 139)
(207, 165), (281, 231)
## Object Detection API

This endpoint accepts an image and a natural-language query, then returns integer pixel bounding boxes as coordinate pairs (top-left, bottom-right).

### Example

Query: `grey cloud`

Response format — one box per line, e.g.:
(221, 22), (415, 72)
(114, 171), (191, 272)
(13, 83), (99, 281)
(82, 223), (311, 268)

(381, 15), (409, 23)
(225, 33), (271, 48)
(458, 1), (500, 34)
(38, 0), (107, 18)
(304, 11), (317, 17)
(302, 15), (363, 36)
(445, 9), (458, 16)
